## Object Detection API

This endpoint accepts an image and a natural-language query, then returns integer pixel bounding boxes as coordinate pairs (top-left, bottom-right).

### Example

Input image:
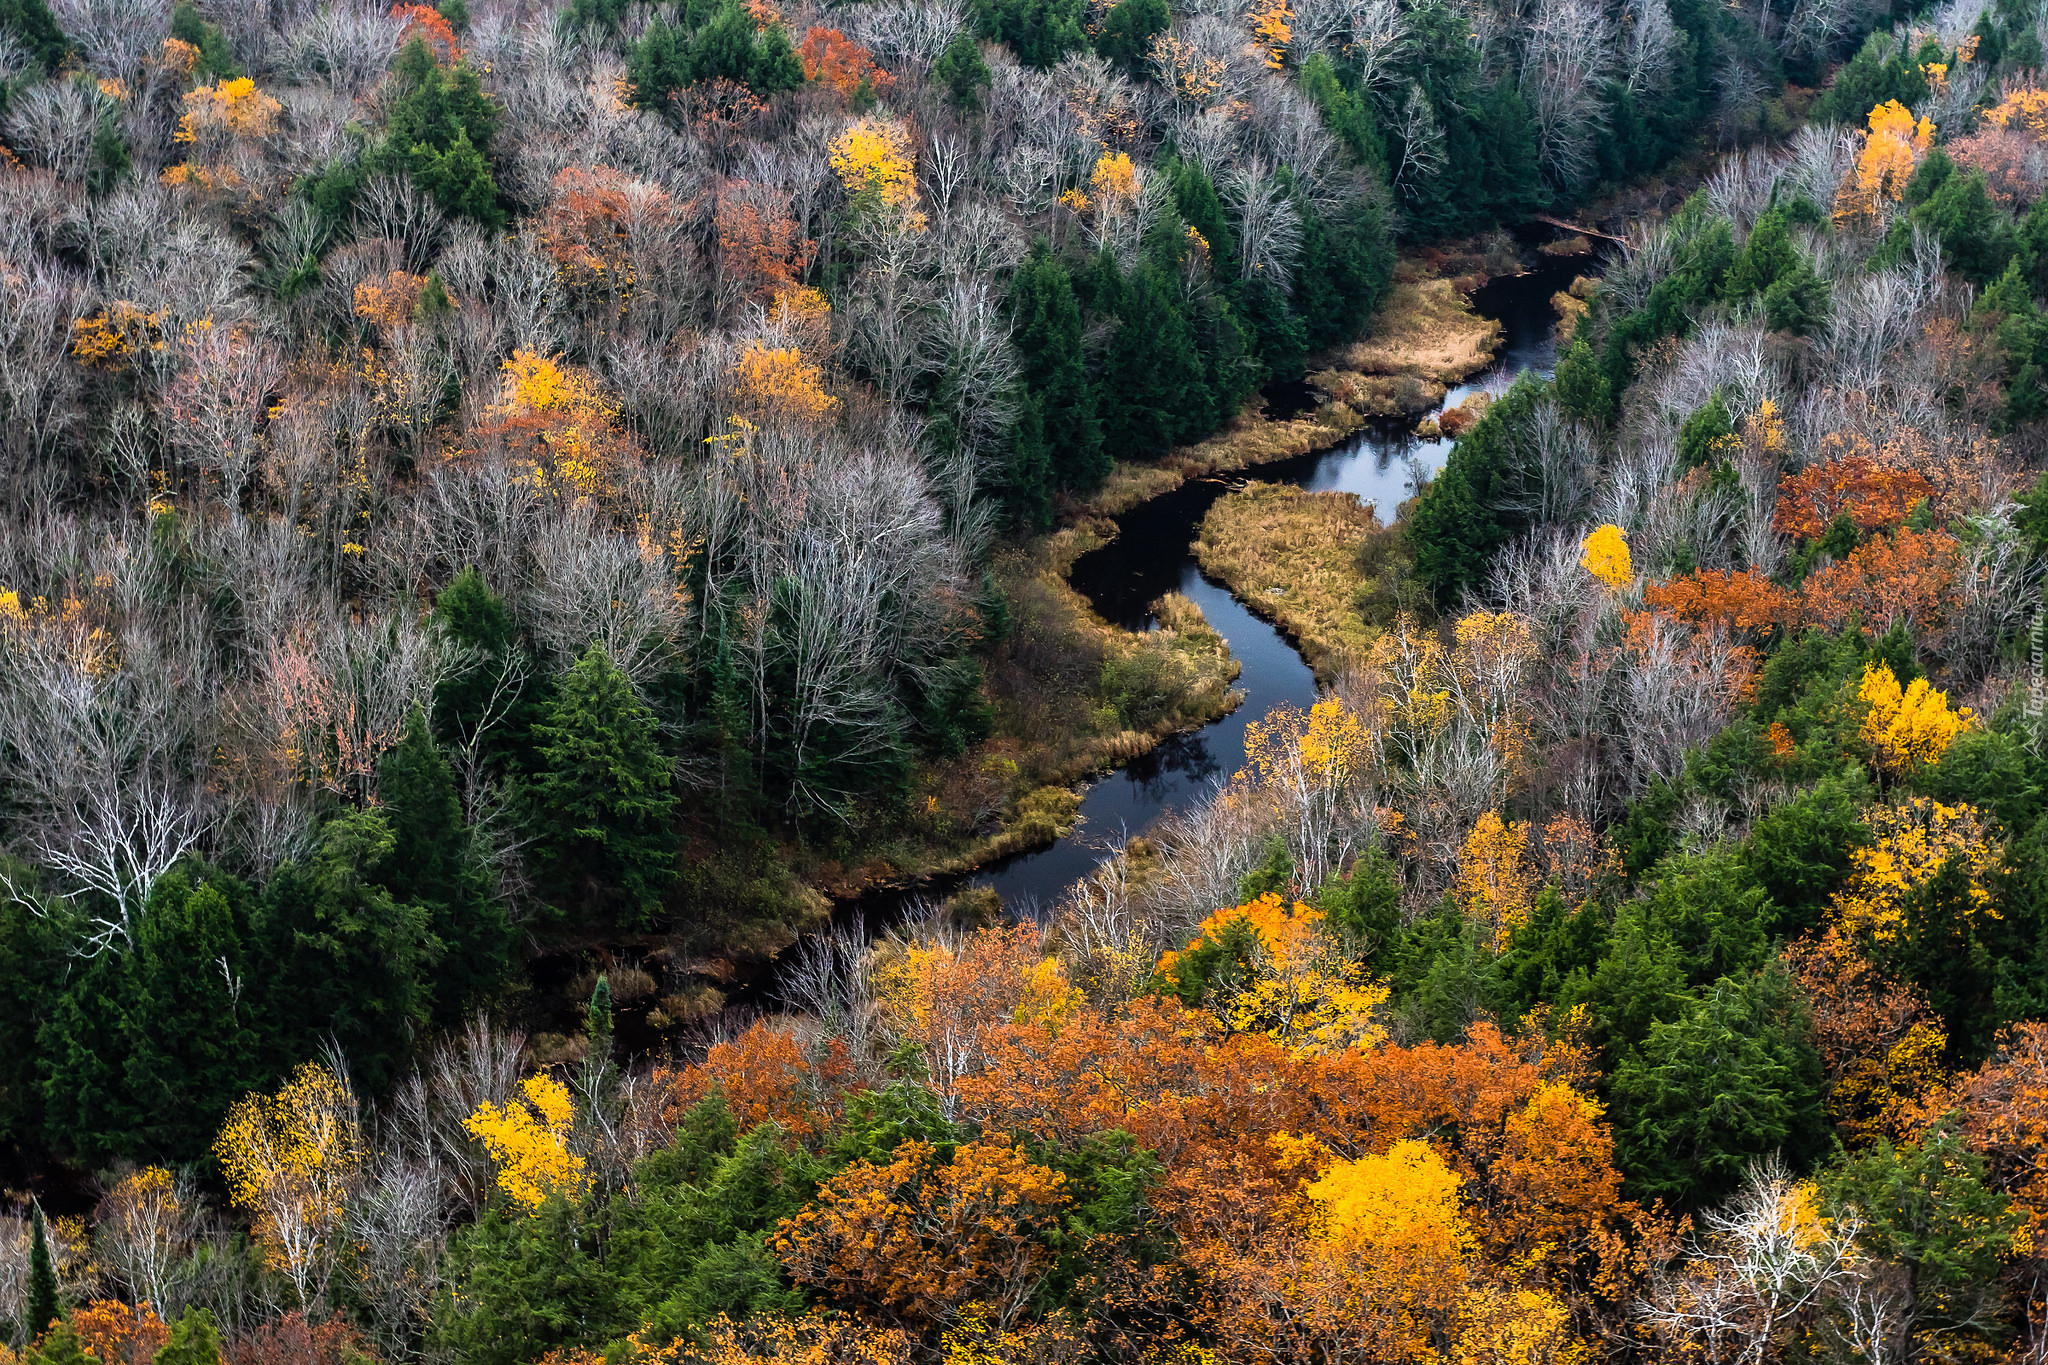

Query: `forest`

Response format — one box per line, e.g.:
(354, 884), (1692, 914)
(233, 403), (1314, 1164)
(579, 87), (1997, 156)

(3, 0), (2048, 1355)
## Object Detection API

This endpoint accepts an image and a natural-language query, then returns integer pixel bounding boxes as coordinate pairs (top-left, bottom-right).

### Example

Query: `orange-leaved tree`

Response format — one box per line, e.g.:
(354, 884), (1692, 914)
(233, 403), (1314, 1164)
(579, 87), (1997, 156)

(1773, 456), (1935, 540)
(658, 1018), (858, 1145)
(774, 1139), (1071, 1331)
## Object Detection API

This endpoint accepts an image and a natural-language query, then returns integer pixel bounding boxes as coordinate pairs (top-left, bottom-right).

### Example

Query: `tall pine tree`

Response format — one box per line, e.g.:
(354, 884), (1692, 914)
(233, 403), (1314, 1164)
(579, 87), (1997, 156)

(530, 645), (680, 929)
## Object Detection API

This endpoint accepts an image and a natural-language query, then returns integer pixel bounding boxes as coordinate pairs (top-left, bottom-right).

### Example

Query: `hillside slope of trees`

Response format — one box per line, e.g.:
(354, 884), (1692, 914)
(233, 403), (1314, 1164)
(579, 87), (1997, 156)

(6, 0), (2048, 1358)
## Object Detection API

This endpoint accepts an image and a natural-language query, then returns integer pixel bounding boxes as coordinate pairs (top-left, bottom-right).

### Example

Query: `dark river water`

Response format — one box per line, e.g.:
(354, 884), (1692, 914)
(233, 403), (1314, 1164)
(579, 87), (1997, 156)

(967, 252), (1593, 913)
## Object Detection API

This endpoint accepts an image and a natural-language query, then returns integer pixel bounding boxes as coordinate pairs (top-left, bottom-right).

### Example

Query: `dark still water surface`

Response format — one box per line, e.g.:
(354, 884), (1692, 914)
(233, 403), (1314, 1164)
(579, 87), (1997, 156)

(969, 254), (1592, 912)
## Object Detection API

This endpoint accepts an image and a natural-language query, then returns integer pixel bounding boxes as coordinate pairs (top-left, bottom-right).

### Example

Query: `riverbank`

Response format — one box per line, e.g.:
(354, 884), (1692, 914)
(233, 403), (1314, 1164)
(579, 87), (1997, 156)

(1075, 253), (1506, 519)
(1192, 483), (1407, 683)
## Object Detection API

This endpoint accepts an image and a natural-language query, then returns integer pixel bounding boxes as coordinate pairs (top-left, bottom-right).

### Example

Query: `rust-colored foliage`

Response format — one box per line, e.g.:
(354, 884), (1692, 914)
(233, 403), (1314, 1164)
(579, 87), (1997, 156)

(538, 166), (679, 303)
(798, 29), (895, 102)
(659, 1018), (858, 1143)
(391, 3), (459, 63)
(70, 1300), (168, 1365)
(1784, 927), (1945, 1145)
(713, 186), (814, 302)
(224, 1313), (380, 1365)
(1953, 1022), (2048, 1239)
(1799, 528), (1963, 637)
(1773, 455), (1936, 540)
(1642, 568), (1796, 639)
(774, 1139), (1071, 1330)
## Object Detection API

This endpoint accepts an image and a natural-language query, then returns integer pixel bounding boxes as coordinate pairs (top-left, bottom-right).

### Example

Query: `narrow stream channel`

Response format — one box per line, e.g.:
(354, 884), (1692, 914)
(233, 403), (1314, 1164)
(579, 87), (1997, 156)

(968, 250), (1595, 912)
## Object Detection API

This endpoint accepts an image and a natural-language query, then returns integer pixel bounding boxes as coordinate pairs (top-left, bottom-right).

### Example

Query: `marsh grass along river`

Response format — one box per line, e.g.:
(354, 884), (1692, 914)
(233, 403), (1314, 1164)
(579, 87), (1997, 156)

(969, 251), (1595, 912)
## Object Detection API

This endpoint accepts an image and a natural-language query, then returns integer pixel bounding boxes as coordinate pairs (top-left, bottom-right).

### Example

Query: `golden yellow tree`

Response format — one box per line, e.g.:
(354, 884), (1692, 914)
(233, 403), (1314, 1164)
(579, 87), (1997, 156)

(1838, 100), (1934, 222)
(1830, 799), (2000, 944)
(162, 77), (282, 191)
(1858, 662), (1971, 773)
(830, 117), (921, 222)
(733, 341), (839, 425)
(465, 1073), (588, 1208)
(1456, 812), (1536, 950)
(215, 1062), (364, 1310)
(1579, 524), (1632, 591)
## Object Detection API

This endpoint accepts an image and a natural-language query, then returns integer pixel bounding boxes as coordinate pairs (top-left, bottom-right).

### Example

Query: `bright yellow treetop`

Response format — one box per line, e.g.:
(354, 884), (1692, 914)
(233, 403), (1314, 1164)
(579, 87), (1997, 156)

(1858, 662), (1971, 772)
(1579, 524), (1632, 591)
(464, 1073), (587, 1208)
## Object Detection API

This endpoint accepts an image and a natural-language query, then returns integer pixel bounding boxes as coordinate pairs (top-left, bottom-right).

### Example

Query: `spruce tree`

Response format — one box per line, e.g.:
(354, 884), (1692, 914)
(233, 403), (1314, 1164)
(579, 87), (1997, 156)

(1098, 258), (1205, 462)
(1094, 0), (1167, 78)
(377, 708), (510, 1025)
(0, 0), (69, 71)
(26, 1203), (57, 1339)
(123, 879), (260, 1162)
(252, 812), (436, 1095)
(39, 951), (135, 1165)
(153, 1308), (225, 1365)
(933, 29), (991, 108)
(531, 645), (680, 928)
(432, 568), (542, 771)
(1008, 243), (1105, 495)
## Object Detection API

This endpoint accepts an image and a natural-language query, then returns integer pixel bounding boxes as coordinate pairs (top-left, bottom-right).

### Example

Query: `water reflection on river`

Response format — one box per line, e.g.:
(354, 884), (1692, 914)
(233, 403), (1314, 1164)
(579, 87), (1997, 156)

(970, 254), (1591, 912)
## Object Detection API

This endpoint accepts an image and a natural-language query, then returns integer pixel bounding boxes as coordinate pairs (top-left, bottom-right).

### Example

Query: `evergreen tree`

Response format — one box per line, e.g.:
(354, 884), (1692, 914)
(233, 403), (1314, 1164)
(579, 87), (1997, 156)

(628, 14), (691, 110)
(1405, 373), (1543, 607)
(362, 37), (504, 225)
(153, 1308), (225, 1365)
(1097, 258), (1206, 461)
(933, 28), (991, 108)
(432, 568), (543, 772)
(39, 952), (135, 1165)
(1611, 963), (1828, 1207)
(1913, 165), (2021, 287)
(1008, 243), (1105, 498)
(0, 870), (54, 1148)
(971, 0), (1086, 68)
(169, 2), (238, 81)
(530, 645), (680, 928)
(1676, 391), (1734, 469)
(22, 1321), (94, 1365)
(378, 708), (511, 1025)
(432, 1197), (628, 1365)
(252, 811), (437, 1095)
(0, 0), (68, 71)
(1094, 0), (1167, 78)
(122, 878), (260, 1162)
(1551, 335), (1614, 425)
(26, 1204), (56, 1340)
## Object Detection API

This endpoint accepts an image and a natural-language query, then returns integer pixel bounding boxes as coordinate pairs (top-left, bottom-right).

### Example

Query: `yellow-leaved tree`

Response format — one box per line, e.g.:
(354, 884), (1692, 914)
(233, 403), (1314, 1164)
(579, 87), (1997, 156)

(464, 1073), (587, 1208)
(1858, 661), (1972, 773)
(830, 117), (921, 223)
(1457, 811), (1537, 951)
(1579, 524), (1632, 591)
(1830, 798), (2001, 944)
(1838, 100), (1934, 222)
(1154, 894), (1388, 1053)
(215, 1062), (364, 1310)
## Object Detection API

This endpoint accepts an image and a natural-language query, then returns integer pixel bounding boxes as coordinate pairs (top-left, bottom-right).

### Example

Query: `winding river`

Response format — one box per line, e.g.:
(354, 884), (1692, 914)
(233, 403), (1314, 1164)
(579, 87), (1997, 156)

(967, 251), (1594, 912)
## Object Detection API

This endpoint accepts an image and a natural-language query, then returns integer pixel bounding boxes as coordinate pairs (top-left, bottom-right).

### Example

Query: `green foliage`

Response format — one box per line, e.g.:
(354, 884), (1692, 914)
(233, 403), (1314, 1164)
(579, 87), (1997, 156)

(1095, 257), (1207, 462)
(1810, 31), (1929, 124)
(27, 1205), (56, 1341)
(253, 812), (437, 1096)
(1316, 844), (1403, 956)
(358, 38), (503, 226)
(1009, 242), (1105, 513)
(22, 1320), (95, 1365)
(1911, 163), (2021, 288)
(1405, 373), (1544, 607)
(1824, 1131), (2020, 1339)
(1677, 393), (1734, 470)
(378, 709), (511, 1025)
(1611, 963), (1828, 1207)
(433, 1196), (627, 1365)
(1741, 776), (1870, 936)
(934, 28), (991, 107)
(170, 2), (239, 81)
(153, 1308), (225, 1365)
(530, 645), (680, 929)
(0, 0), (69, 71)
(972, 0), (1086, 68)
(1094, 0), (1167, 78)
(1552, 335), (1614, 425)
